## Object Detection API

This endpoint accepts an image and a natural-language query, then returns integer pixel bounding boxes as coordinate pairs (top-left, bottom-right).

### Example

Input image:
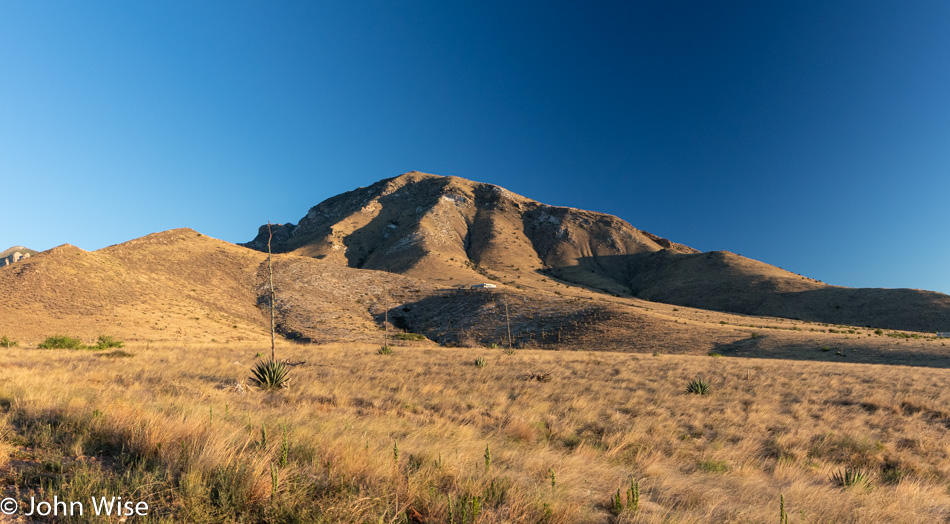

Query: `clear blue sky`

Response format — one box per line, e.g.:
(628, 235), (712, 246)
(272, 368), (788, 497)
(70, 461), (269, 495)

(2, 1), (948, 293)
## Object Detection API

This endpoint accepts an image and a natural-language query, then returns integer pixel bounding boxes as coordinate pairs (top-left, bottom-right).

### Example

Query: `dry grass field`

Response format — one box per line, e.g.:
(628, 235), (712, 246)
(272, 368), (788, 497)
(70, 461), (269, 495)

(3, 340), (950, 523)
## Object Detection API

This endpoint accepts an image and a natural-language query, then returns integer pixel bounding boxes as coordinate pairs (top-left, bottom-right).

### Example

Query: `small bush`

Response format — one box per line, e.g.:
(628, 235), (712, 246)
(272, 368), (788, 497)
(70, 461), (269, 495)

(94, 335), (124, 349)
(0, 335), (17, 348)
(100, 350), (134, 358)
(377, 346), (394, 355)
(37, 335), (85, 349)
(250, 359), (290, 390)
(474, 357), (487, 368)
(686, 379), (711, 395)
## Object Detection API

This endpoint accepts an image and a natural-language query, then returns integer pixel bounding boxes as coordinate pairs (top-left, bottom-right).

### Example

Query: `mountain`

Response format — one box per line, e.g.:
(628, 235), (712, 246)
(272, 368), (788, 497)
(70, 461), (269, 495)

(2, 171), (947, 351)
(243, 171), (697, 283)
(0, 246), (37, 266)
(245, 171), (950, 332)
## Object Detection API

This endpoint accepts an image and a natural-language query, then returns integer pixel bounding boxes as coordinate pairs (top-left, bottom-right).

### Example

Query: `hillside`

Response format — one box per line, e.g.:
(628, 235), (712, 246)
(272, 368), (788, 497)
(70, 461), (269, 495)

(245, 171), (950, 332)
(0, 228), (750, 354)
(0, 230), (270, 344)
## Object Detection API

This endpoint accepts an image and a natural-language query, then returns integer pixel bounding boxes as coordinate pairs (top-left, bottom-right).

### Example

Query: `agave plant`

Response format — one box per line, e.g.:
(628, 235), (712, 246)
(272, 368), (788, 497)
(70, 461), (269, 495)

(250, 358), (290, 390)
(377, 346), (394, 355)
(831, 467), (873, 490)
(686, 379), (711, 395)
(474, 356), (487, 368)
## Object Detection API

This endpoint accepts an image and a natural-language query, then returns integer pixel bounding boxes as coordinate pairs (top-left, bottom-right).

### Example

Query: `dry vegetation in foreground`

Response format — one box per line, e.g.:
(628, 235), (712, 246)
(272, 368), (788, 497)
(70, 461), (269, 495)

(2, 342), (950, 523)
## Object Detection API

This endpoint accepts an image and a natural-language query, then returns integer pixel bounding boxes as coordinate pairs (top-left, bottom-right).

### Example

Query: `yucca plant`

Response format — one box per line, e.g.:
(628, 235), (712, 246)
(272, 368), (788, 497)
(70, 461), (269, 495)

(474, 356), (487, 367)
(250, 358), (290, 390)
(377, 346), (394, 355)
(686, 379), (711, 395)
(832, 467), (873, 490)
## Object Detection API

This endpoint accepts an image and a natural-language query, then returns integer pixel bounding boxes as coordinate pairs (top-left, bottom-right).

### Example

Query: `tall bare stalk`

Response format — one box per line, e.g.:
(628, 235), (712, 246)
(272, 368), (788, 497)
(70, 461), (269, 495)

(268, 222), (276, 361)
(504, 293), (512, 350)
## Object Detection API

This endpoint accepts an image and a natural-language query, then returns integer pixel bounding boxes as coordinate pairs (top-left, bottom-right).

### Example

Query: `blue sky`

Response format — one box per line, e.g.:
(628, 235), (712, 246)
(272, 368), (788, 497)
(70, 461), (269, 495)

(2, 1), (948, 293)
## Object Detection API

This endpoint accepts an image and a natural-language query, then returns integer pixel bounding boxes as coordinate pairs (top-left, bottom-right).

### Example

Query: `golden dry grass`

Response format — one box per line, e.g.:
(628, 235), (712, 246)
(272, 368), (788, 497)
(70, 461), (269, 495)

(3, 341), (950, 522)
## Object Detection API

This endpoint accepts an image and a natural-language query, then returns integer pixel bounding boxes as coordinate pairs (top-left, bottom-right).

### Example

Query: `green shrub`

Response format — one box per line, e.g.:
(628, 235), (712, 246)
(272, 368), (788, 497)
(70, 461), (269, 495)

(0, 335), (17, 348)
(250, 359), (290, 390)
(93, 335), (124, 349)
(474, 357), (487, 368)
(377, 346), (394, 355)
(37, 335), (85, 349)
(686, 379), (711, 395)
(393, 332), (426, 341)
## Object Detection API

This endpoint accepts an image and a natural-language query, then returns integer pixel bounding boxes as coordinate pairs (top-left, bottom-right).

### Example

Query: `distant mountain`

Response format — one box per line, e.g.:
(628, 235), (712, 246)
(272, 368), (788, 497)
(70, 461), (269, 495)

(245, 171), (950, 332)
(0, 246), (37, 266)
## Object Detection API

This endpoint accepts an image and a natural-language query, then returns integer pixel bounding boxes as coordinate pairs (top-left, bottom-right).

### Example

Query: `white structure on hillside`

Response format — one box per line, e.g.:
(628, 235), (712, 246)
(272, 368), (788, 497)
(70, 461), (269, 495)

(471, 283), (497, 290)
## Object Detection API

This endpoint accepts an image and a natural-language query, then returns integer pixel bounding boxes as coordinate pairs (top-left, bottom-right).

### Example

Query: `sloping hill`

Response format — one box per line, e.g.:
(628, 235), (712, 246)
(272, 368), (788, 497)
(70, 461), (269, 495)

(245, 171), (950, 332)
(0, 227), (759, 355)
(0, 230), (271, 343)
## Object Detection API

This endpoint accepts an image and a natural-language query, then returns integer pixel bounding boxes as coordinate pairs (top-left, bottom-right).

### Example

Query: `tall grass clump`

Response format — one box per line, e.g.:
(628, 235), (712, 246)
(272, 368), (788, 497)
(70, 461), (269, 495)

(0, 335), (17, 347)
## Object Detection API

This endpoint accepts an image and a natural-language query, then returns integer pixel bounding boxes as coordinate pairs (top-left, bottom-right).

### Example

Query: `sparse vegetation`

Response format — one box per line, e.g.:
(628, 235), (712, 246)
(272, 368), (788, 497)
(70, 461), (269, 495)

(377, 345), (394, 355)
(2, 343), (950, 521)
(0, 335), (16, 347)
(474, 356), (487, 367)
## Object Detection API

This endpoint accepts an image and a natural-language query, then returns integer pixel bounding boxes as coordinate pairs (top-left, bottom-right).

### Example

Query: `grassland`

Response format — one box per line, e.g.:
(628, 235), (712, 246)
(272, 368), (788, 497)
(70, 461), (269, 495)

(3, 341), (950, 523)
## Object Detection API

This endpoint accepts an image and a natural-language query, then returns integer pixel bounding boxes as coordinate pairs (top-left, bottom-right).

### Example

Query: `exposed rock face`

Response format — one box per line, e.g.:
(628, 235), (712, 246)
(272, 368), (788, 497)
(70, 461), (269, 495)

(0, 246), (36, 267)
